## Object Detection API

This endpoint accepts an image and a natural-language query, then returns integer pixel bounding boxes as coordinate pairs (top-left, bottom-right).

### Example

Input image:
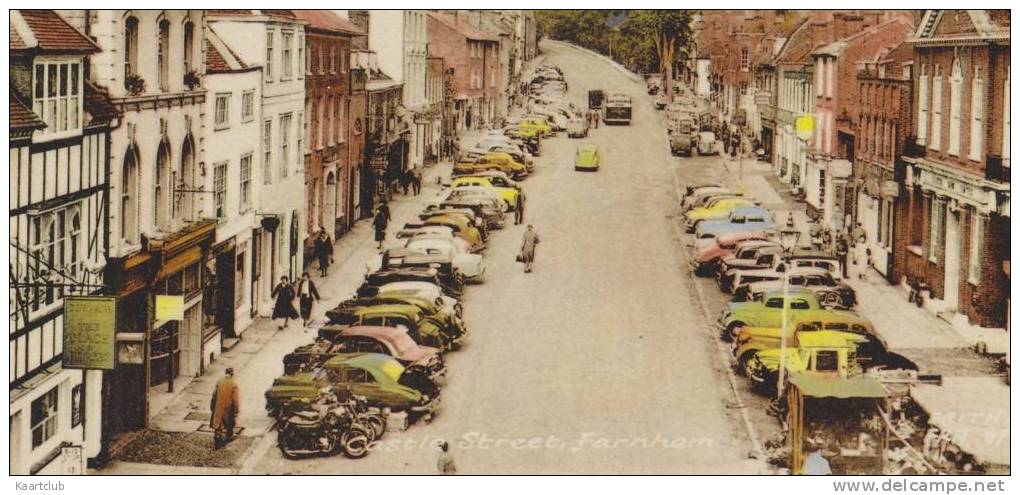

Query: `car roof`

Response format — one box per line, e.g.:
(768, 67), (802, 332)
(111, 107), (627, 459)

(797, 331), (868, 348)
(323, 352), (405, 378)
(578, 144), (598, 153)
(763, 287), (815, 298)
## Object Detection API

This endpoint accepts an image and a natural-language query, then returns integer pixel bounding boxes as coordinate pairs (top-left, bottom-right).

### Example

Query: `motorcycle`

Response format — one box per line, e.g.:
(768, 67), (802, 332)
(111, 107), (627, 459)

(276, 393), (374, 460)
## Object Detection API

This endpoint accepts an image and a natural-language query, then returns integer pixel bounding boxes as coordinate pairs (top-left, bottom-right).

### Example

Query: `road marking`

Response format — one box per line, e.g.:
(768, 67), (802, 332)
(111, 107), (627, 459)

(669, 163), (767, 467)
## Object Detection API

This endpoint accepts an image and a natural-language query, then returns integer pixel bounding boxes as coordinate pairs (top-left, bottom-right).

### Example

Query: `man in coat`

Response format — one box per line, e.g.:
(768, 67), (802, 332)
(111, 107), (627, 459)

(210, 367), (240, 448)
(313, 230), (333, 277)
(519, 224), (540, 273)
(373, 203), (391, 249)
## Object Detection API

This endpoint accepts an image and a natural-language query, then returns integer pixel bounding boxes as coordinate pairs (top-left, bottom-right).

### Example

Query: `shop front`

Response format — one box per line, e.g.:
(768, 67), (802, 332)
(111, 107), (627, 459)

(101, 220), (216, 447)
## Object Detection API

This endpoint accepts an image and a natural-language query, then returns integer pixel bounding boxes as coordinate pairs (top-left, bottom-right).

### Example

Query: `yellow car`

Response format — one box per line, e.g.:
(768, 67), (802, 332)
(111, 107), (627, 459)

(451, 176), (522, 211)
(574, 144), (601, 171)
(519, 117), (552, 137)
(453, 152), (527, 180)
(684, 197), (756, 232)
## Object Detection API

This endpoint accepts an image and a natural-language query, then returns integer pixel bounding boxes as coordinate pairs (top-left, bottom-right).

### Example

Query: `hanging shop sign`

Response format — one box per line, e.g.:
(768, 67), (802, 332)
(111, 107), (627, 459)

(795, 114), (814, 141)
(62, 296), (117, 370)
(155, 295), (185, 321)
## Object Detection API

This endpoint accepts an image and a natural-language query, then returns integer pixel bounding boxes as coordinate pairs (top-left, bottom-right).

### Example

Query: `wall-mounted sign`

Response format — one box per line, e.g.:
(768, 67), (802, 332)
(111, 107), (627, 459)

(795, 114), (814, 141)
(155, 295), (184, 321)
(116, 332), (145, 365)
(63, 296), (117, 370)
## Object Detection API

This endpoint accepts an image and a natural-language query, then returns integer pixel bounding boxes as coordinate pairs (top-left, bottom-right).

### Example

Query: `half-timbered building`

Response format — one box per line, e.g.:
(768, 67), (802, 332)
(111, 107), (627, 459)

(9, 10), (120, 474)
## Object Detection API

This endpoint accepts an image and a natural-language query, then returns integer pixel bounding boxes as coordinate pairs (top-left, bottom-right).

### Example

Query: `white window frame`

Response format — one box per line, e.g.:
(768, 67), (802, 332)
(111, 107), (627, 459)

(158, 19), (170, 92)
(263, 119), (273, 184)
(239, 153), (252, 212)
(31, 386), (60, 449)
(917, 64), (929, 145)
(968, 212), (983, 284)
(968, 66), (984, 161)
(214, 92), (231, 130)
(282, 31), (294, 80)
(32, 58), (84, 140)
(279, 113), (292, 178)
(930, 67), (943, 151)
(213, 161), (228, 219)
(948, 59), (962, 156)
(265, 30), (275, 82)
(241, 90), (255, 123)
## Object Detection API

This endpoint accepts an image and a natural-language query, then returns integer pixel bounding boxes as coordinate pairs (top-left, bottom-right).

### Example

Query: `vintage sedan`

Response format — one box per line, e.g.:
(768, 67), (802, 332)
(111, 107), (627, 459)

(324, 301), (464, 351)
(696, 131), (718, 155)
(575, 144), (601, 171)
(362, 267), (464, 298)
(266, 353), (439, 416)
(567, 117), (589, 138)
(283, 326), (445, 382)
(735, 267), (857, 309)
(519, 117), (553, 137)
(684, 197), (758, 232)
(744, 331), (870, 393)
(404, 238), (485, 283)
(374, 281), (462, 317)
(692, 234), (776, 276)
(681, 185), (728, 211)
(408, 213), (485, 252)
(717, 288), (850, 341)
(731, 312), (875, 370)
(452, 176), (522, 211)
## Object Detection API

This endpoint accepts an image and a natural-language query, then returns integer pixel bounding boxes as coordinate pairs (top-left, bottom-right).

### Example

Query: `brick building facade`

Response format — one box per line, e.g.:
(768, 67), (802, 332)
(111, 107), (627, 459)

(427, 11), (501, 131)
(899, 10), (1010, 329)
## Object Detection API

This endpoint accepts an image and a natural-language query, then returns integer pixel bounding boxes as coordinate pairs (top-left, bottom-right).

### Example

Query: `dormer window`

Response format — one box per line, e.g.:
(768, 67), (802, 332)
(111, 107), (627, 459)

(33, 59), (83, 137)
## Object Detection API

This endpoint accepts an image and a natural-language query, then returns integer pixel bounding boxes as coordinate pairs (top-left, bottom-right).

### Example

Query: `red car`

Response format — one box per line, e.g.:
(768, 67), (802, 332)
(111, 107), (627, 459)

(691, 232), (774, 276)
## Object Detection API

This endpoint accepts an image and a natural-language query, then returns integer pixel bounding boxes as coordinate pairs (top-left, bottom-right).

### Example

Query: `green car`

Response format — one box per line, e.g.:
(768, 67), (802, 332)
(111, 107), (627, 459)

(265, 353), (439, 416)
(575, 144), (601, 171)
(323, 303), (464, 351)
(717, 288), (854, 341)
(327, 295), (467, 349)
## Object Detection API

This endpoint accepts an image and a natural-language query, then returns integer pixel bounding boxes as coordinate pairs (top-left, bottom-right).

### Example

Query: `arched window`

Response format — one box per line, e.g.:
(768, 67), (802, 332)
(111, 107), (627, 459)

(968, 66), (984, 161)
(930, 65), (943, 150)
(122, 145), (140, 243)
(183, 21), (195, 76)
(948, 59), (962, 155)
(155, 140), (171, 230)
(180, 136), (196, 222)
(124, 16), (139, 80)
(158, 19), (170, 91)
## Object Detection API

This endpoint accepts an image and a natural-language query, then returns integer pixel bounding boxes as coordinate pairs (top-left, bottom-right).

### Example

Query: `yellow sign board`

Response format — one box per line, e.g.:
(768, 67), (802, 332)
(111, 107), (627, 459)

(155, 295), (185, 321)
(796, 114), (814, 140)
(63, 296), (117, 370)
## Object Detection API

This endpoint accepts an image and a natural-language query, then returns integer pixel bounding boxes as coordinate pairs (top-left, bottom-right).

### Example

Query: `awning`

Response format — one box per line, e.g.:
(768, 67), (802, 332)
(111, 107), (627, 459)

(788, 373), (887, 399)
(910, 377), (1010, 466)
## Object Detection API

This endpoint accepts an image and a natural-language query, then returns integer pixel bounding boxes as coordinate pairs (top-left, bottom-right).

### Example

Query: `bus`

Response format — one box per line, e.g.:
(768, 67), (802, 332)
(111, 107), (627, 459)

(603, 93), (632, 125)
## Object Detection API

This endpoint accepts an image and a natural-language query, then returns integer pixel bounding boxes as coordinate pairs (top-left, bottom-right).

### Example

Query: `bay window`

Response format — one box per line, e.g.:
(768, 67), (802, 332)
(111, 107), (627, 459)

(33, 60), (83, 136)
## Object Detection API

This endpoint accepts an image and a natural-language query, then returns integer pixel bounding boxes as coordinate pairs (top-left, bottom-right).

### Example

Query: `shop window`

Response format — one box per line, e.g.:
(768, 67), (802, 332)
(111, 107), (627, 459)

(235, 251), (246, 309)
(31, 386), (59, 449)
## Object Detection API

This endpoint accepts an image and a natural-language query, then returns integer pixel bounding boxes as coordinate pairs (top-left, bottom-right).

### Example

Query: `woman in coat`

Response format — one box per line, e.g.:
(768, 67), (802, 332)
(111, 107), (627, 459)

(210, 367), (240, 448)
(295, 272), (320, 327)
(519, 224), (540, 273)
(271, 276), (299, 329)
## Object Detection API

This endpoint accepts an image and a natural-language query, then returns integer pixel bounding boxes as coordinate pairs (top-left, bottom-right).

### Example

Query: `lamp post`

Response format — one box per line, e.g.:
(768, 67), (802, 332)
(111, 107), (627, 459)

(776, 216), (802, 402)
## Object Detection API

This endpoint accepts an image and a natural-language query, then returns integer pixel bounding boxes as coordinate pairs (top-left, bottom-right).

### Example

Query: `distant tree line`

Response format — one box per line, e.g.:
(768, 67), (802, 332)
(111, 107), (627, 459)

(536, 10), (694, 92)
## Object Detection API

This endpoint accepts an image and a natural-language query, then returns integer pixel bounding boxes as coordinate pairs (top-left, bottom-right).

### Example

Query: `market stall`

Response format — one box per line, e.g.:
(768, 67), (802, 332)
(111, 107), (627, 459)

(786, 373), (889, 474)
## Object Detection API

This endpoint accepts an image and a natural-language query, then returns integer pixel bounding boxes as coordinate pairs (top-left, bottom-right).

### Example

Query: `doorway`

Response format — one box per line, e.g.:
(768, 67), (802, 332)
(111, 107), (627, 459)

(943, 208), (961, 311)
(215, 248), (236, 338)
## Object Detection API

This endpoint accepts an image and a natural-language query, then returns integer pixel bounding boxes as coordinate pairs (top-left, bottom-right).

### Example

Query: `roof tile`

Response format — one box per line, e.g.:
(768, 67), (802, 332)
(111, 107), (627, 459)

(14, 10), (98, 53)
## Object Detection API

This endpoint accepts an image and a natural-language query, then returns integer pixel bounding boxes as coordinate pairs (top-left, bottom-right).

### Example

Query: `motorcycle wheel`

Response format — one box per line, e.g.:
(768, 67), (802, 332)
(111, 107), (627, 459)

(277, 427), (304, 460)
(341, 425), (372, 459)
(362, 413), (387, 440)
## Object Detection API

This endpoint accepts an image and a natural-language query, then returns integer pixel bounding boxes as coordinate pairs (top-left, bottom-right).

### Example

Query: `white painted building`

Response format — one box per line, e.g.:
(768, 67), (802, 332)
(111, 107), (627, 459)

(202, 27), (263, 336)
(208, 11), (307, 314)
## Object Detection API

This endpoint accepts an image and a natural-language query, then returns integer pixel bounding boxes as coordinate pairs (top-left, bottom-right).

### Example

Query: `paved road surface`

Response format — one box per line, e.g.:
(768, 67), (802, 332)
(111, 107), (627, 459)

(251, 40), (760, 474)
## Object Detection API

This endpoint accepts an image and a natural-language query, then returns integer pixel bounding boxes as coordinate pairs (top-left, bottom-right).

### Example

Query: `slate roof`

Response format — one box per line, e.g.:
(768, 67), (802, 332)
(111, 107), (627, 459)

(11, 10), (99, 53)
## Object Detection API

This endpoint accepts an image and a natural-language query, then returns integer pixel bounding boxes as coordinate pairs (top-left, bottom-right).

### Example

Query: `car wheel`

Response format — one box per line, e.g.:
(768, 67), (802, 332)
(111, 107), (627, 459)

(736, 350), (756, 376)
(724, 322), (745, 342)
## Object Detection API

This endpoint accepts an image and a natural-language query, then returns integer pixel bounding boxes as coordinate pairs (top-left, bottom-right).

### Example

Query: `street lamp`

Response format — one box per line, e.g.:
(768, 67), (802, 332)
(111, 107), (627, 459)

(775, 217), (802, 402)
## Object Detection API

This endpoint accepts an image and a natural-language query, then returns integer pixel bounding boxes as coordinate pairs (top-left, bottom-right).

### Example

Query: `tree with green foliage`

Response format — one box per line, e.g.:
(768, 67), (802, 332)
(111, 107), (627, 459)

(620, 10), (694, 97)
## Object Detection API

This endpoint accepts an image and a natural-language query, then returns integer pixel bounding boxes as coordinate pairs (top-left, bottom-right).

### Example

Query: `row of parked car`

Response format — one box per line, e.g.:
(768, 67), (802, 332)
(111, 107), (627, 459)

(680, 184), (915, 395)
(263, 63), (560, 461)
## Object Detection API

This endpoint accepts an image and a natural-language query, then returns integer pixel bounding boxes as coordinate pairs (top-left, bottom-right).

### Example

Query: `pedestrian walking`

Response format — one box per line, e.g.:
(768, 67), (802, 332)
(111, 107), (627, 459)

(411, 166), (423, 196)
(436, 440), (457, 475)
(210, 367), (240, 449)
(835, 233), (849, 279)
(373, 203), (391, 249)
(313, 229), (334, 277)
(518, 224), (540, 273)
(514, 195), (525, 225)
(271, 276), (299, 329)
(295, 272), (320, 327)
(852, 238), (869, 280)
(399, 169), (412, 195)
(593, 109), (600, 128)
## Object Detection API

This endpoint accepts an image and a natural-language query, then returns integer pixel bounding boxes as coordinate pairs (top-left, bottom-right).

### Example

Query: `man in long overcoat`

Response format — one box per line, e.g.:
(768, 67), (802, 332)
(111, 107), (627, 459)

(210, 367), (240, 448)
